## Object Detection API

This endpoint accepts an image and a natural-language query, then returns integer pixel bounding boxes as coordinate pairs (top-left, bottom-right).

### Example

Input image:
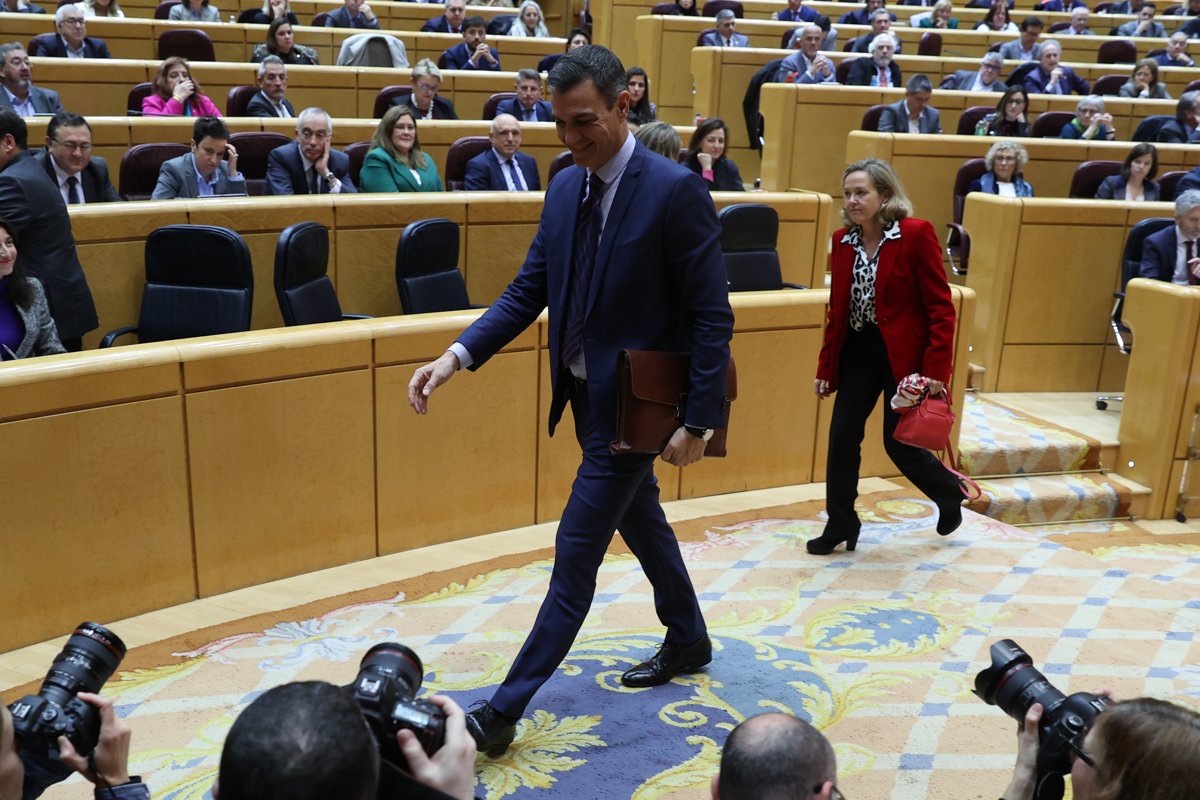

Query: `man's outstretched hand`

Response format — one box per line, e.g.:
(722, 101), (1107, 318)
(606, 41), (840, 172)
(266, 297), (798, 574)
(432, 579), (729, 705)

(408, 351), (460, 414)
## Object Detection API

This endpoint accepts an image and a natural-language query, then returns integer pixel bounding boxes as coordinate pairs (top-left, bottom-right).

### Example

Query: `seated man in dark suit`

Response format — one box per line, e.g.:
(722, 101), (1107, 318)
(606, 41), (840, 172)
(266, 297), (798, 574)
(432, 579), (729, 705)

(323, 0), (380, 29)
(0, 44), (65, 116)
(838, 0), (895, 25)
(700, 10), (750, 46)
(39, 5), (111, 58)
(246, 56), (296, 118)
(442, 16), (501, 71)
(943, 52), (1006, 91)
(35, 112), (119, 204)
(264, 107), (356, 195)
(151, 116), (247, 200)
(1155, 32), (1195, 68)
(1156, 92), (1200, 144)
(849, 8), (902, 52)
(845, 34), (902, 87)
(1106, 0), (1144, 13)
(1139, 190), (1200, 284)
(878, 74), (943, 133)
(1115, 2), (1165, 36)
(773, 0), (818, 22)
(1022, 40), (1089, 95)
(1, 0), (47, 11)
(421, 0), (465, 34)
(496, 69), (552, 122)
(465, 113), (541, 191)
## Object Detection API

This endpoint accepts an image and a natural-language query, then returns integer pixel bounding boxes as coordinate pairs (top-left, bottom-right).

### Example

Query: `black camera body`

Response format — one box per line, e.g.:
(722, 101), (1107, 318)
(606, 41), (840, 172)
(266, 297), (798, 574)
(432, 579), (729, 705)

(8, 623), (127, 756)
(349, 643), (446, 773)
(974, 639), (1109, 800)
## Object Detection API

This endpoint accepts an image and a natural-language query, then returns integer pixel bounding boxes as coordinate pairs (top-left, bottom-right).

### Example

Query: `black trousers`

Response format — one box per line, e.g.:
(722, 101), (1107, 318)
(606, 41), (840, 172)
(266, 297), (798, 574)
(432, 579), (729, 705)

(60, 336), (82, 353)
(825, 323), (961, 534)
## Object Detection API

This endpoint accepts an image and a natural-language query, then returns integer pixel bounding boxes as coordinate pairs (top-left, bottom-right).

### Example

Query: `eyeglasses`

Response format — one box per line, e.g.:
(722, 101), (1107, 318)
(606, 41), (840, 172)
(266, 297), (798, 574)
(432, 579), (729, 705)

(982, 64), (1001, 72)
(60, 18), (85, 26)
(414, 82), (439, 93)
(51, 139), (92, 153)
(1006, 98), (1026, 106)
(994, 155), (1018, 163)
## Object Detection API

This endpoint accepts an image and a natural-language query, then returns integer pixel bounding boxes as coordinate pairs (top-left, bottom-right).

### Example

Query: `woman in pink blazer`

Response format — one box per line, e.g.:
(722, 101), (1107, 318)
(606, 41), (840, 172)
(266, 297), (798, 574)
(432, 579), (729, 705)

(142, 57), (222, 117)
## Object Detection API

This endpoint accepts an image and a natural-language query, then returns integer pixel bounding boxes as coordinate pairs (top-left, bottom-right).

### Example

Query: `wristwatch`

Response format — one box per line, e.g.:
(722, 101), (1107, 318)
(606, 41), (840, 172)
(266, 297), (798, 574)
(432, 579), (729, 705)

(684, 425), (714, 441)
(323, 171), (336, 182)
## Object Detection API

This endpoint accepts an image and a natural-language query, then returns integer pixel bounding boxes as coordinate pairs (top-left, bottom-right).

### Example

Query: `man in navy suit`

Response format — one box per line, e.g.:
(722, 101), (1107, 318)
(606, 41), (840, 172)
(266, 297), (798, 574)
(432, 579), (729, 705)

(264, 108), (357, 195)
(323, 0), (380, 29)
(408, 46), (733, 756)
(0, 45), (64, 116)
(839, 0), (895, 26)
(774, 0), (818, 22)
(1139, 191), (1200, 284)
(1022, 40), (1090, 95)
(845, 34), (902, 87)
(420, 0), (465, 33)
(38, 5), (111, 59)
(246, 57), (296, 118)
(35, 112), (120, 204)
(441, 16), (501, 70)
(700, 10), (750, 46)
(495, 69), (553, 123)
(464, 114), (541, 191)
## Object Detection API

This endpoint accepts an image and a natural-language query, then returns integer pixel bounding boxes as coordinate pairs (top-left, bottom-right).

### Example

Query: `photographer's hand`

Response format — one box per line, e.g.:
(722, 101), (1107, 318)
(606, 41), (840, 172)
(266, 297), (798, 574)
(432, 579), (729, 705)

(1002, 703), (1042, 800)
(397, 695), (477, 800)
(57, 693), (132, 788)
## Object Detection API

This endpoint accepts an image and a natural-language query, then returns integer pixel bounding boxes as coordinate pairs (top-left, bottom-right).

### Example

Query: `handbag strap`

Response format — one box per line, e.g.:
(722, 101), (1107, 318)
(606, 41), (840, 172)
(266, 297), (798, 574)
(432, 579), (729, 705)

(939, 438), (982, 501)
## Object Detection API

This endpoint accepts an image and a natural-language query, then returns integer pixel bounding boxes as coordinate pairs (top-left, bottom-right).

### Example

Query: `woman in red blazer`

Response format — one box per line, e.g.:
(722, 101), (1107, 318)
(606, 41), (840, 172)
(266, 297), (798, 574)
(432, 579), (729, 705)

(811, 158), (962, 555)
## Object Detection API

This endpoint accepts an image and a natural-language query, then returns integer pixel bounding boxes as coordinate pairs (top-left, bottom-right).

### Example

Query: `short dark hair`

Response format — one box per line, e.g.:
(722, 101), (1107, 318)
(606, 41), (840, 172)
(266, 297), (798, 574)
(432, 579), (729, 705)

(192, 115), (229, 144)
(1020, 15), (1043, 29)
(1142, 1), (1157, 9)
(718, 714), (837, 800)
(218, 682), (378, 800)
(547, 45), (627, 110)
(463, 14), (486, 30)
(1122, 142), (1158, 181)
(0, 108), (28, 151)
(815, 13), (831, 31)
(46, 112), (91, 142)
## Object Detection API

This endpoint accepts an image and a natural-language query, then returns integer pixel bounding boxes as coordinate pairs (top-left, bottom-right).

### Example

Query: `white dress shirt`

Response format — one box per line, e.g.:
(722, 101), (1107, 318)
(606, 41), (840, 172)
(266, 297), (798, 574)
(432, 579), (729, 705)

(3, 87), (35, 117)
(450, 132), (638, 379)
(50, 158), (85, 204)
(970, 71), (992, 92)
(1174, 226), (1196, 285)
(903, 101), (921, 134)
(494, 148), (528, 191)
(60, 35), (86, 58)
(996, 181), (1017, 198)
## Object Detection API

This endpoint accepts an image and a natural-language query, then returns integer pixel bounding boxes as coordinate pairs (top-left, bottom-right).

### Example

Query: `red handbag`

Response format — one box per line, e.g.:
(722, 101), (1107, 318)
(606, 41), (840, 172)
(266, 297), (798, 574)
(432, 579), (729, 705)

(894, 389), (981, 500)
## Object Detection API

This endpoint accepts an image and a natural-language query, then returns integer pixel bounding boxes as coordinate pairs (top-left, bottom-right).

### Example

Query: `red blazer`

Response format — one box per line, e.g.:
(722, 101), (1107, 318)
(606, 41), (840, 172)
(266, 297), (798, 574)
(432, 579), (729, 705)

(816, 217), (956, 391)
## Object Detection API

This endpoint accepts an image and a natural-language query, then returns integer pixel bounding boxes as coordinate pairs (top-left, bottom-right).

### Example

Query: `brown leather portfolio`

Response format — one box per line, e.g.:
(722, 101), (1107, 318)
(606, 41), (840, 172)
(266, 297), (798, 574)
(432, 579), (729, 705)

(609, 350), (737, 457)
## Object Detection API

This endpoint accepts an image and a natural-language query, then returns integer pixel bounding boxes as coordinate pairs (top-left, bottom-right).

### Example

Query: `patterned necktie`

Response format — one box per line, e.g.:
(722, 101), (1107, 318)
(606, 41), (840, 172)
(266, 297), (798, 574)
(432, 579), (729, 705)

(561, 173), (607, 369)
(66, 175), (81, 205)
(879, 67), (889, 88)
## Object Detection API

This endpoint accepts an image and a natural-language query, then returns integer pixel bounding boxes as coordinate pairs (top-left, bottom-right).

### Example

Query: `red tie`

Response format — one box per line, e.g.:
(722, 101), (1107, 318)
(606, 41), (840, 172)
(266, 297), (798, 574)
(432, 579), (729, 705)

(879, 68), (889, 88)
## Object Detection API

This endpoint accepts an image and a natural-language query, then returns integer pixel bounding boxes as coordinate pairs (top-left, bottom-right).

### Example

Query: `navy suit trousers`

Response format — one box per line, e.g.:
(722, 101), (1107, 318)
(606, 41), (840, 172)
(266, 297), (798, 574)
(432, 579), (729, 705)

(489, 378), (707, 718)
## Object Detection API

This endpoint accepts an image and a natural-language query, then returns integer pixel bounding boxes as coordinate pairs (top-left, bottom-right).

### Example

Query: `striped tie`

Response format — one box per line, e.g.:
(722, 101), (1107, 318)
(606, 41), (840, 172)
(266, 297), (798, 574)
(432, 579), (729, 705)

(561, 173), (607, 369)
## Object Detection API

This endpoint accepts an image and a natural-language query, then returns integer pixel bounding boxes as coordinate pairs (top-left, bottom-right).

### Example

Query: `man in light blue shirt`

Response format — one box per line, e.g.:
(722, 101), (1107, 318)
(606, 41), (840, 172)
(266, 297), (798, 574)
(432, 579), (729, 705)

(151, 116), (246, 200)
(0, 44), (65, 116)
(774, 24), (836, 83)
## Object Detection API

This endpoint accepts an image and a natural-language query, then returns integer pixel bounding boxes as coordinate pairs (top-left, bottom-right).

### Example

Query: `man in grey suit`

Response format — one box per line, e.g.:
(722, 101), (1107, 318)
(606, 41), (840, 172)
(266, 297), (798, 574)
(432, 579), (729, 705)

(35, 112), (120, 204)
(1115, 2), (1165, 36)
(943, 52), (1007, 92)
(775, 24), (836, 83)
(701, 10), (750, 47)
(0, 44), (64, 116)
(998, 17), (1044, 62)
(152, 116), (247, 200)
(0, 109), (97, 350)
(878, 74), (943, 134)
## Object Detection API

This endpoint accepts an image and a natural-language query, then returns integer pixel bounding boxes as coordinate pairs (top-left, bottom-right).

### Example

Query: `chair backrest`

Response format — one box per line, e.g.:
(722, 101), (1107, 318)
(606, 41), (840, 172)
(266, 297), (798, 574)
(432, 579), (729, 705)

(780, 27), (797, 49)
(1093, 1), (1114, 10)
(651, 1), (677, 11)
(697, 27), (717, 46)
(1092, 74), (1127, 95)
(128, 82), (154, 114)
(988, 41), (1003, 53)
(537, 52), (563, 72)
(373, 86), (412, 119)
(835, 57), (857, 84)
(1097, 39), (1137, 64)
(1186, 79), (1200, 94)
(953, 158), (989, 223)
(395, 218), (470, 315)
(27, 33), (56, 57)
(861, 104), (888, 132)
(956, 105), (995, 136)
(1031, 110), (1075, 138)
(158, 28), (216, 62)
(227, 132), (290, 196)
(486, 14), (516, 34)
(1159, 170), (1186, 200)
(1069, 160), (1123, 198)
(718, 204), (783, 292)
(1147, 48), (1167, 58)
(1121, 217), (1174, 290)
(274, 221), (343, 326)
(702, 0), (743, 16)
(138, 225), (254, 343)
(918, 31), (942, 56)
(154, 0), (179, 18)
(1132, 113), (1174, 141)
(236, 7), (258, 22)
(1047, 20), (1071, 32)
(483, 92), (517, 120)
(344, 141), (371, 189)
(444, 136), (492, 191)
(548, 150), (575, 185)
(226, 85), (259, 117)
(436, 51), (449, 70)
(843, 36), (856, 51)
(118, 142), (190, 200)
(1006, 61), (1038, 88)
(311, 11), (329, 25)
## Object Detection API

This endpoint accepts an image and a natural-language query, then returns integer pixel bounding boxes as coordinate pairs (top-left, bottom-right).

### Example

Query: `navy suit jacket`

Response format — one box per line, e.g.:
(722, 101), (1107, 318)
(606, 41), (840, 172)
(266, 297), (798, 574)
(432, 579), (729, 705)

(1023, 64), (1090, 95)
(442, 42), (501, 70)
(323, 6), (380, 28)
(495, 97), (553, 122)
(845, 58), (902, 87)
(264, 140), (357, 195)
(34, 150), (121, 204)
(420, 14), (460, 33)
(246, 92), (295, 118)
(464, 149), (541, 191)
(1139, 225), (1181, 283)
(38, 34), (111, 58)
(456, 138), (734, 442)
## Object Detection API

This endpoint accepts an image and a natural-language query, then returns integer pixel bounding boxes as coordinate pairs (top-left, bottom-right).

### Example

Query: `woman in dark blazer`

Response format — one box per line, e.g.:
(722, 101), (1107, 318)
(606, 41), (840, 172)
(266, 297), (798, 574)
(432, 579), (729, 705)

(981, 86), (1031, 137)
(812, 158), (963, 554)
(1096, 143), (1160, 201)
(684, 118), (744, 191)
(360, 105), (444, 193)
(0, 217), (66, 360)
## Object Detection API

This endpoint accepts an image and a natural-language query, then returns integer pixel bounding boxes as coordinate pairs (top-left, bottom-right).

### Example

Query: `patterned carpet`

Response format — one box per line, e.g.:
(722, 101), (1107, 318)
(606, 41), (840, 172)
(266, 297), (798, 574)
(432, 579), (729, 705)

(10, 491), (1200, 800)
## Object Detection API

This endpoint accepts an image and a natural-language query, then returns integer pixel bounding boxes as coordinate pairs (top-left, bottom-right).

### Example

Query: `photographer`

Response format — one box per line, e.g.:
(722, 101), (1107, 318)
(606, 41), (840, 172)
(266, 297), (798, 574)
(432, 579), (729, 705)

(213, 682), (477, 800)
(1002, 692), (1200, 800)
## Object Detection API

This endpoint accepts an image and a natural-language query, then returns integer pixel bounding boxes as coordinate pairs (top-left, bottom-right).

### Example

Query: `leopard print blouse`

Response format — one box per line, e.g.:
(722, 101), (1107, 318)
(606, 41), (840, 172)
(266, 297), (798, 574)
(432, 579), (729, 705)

(841, 220), (901, 332)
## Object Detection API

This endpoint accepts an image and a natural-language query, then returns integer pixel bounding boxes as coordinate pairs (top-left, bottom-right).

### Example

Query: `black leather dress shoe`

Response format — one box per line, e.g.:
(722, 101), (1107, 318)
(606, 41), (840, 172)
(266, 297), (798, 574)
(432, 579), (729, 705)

(620, 636), (713, 687)
(465, 701), (518, 757)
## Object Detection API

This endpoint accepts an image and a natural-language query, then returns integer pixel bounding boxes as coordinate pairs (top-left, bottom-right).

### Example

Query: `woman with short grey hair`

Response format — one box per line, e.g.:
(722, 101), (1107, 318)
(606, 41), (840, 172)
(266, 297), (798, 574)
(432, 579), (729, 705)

(970, 140), (1034, 197)
(634, 121), (681, 161)
(1060, 95), (1115, 140)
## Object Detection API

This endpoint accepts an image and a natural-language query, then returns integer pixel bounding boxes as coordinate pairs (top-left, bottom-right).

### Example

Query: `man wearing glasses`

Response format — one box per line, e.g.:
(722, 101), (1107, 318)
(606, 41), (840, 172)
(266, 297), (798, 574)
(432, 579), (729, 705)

(943, 52), (1007, 92)
(40, 4), (112, 59)
(711, 713), (844, 800)
(264, 107), (357, 195)
(393, 59), (458, 120)
(34, 112), (119, 203)
(0, 44), (64, 116)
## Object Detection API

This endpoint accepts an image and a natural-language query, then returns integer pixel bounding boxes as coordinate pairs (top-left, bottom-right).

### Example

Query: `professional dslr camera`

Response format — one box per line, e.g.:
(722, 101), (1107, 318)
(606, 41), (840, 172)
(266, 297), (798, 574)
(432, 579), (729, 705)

(8, 622), (127, 757)
(348, 643), (447, 774)
(974, 639), (1109, 800)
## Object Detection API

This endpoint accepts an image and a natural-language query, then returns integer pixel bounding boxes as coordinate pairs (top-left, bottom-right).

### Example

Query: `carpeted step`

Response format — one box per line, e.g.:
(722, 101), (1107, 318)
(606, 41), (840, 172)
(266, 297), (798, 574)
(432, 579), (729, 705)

(957, 394), (1102, 478)
(966, 472), (1136, 525)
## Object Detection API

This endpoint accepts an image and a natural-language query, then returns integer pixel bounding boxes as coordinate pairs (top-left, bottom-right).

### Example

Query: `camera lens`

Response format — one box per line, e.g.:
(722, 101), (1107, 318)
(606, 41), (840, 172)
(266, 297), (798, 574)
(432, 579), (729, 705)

(973, 639), (1065, 724)
(39, 623), (127, 708)
(359, 643), (424, 698)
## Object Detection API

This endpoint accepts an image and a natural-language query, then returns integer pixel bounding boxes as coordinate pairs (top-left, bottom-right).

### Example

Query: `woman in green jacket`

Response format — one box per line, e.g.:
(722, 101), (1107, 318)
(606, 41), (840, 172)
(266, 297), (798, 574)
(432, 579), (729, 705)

(360, 105), (444, 193)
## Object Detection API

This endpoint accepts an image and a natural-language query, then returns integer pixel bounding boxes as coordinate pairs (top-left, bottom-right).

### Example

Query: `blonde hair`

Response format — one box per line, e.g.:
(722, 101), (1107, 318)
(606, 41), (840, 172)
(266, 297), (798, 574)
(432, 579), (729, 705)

(259, 0), (289, 14)
(840, 158), (912, 227)
(372, 104), (428, 171)
(411, 58), (443, 84)
(932, 0), (953, 15)
(82, 0), (123, 16)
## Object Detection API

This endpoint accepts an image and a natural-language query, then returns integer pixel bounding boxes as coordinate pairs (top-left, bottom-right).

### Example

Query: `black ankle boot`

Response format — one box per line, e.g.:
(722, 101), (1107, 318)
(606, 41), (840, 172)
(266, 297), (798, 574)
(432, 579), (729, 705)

(806, 528), (860, 555)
